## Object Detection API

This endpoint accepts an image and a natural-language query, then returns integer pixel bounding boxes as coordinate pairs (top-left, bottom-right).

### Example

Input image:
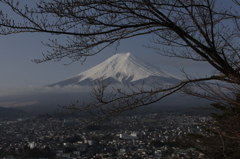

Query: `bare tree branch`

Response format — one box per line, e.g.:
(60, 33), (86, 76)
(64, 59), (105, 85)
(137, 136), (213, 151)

(1, 1), (240, 156)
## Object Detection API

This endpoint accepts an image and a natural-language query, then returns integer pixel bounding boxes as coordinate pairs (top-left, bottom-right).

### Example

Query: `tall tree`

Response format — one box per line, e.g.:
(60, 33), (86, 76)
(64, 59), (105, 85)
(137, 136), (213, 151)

(0, 0), (239, 120)
(188, 94), (240, 158)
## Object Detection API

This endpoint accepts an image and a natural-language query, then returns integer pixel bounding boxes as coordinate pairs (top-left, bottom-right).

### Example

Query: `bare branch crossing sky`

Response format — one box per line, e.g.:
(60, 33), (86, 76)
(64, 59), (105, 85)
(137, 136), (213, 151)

(0, 1), (233, 88)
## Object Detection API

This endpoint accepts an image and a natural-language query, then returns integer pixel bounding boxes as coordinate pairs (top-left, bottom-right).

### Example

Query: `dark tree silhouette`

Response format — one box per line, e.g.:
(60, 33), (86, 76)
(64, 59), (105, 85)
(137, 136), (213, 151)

(1, 1), (240, 157)
(0, 0), (239, 131)
(188, 94), (240, 159)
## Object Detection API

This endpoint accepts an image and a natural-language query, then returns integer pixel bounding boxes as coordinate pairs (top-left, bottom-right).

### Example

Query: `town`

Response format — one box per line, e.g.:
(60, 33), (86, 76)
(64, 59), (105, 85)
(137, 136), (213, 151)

(0, 112), (211, 159)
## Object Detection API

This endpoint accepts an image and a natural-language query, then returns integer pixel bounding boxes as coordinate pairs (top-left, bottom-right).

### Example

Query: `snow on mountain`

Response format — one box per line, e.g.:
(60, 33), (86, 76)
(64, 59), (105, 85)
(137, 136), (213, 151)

(48, 53), (182, 87)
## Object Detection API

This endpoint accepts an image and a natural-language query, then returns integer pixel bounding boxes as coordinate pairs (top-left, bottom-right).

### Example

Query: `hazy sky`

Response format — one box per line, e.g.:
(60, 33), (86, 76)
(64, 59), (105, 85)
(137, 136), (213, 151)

(1, 1), (232, 89)
(0, 32), (214, 88)
(1, 1), (235, 109)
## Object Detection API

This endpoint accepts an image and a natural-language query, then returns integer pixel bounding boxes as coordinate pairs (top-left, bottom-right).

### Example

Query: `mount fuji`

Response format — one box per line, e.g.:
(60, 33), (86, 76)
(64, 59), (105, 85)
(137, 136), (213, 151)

(49, 53), (182, 87)
(7, 53), (210, 116)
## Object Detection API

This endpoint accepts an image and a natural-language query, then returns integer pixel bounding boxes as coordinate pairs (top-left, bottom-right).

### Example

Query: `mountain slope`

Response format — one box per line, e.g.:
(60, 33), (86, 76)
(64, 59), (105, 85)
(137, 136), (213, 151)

(0, 106), (27, 118)
(49, 53), (182, 86)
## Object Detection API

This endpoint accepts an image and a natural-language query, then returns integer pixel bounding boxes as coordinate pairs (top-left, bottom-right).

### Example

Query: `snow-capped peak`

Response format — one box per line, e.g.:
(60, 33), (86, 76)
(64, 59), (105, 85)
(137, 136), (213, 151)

(49, 53), (182, 86)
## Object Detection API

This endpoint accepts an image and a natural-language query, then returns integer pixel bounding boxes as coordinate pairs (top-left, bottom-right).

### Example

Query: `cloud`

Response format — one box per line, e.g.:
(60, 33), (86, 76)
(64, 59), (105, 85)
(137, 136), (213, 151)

(0, 85), (91, 97)
(0, 84), (154, 109)
(0, 101), (38, 108)
(0, 85), (93, 109)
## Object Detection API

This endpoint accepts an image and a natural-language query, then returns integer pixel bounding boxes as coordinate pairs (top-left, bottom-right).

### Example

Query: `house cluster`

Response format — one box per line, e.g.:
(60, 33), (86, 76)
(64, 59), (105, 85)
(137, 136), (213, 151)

(0, 113), (211, 159)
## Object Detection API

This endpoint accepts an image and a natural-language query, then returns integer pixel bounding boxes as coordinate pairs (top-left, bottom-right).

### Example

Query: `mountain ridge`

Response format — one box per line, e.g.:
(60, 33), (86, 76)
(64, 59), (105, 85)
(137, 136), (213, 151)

(48, 53), (182, 87)
(0, 106), (27, 118)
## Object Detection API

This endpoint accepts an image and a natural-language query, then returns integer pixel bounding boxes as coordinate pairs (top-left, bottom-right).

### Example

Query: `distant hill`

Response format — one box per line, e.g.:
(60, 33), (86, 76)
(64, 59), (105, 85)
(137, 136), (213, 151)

(0, 53), (211, 116)
(0, 106), (28, 118)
